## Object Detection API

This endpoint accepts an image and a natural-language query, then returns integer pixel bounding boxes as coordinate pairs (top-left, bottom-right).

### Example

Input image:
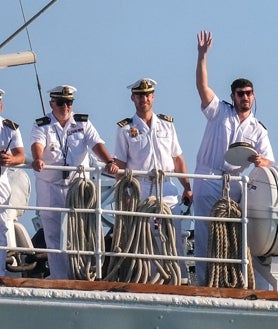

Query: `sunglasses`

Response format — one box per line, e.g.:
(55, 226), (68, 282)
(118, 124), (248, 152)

(133, 91), (154, 96)
(55, 99), (73, 106)
(235, 90), (253, 97)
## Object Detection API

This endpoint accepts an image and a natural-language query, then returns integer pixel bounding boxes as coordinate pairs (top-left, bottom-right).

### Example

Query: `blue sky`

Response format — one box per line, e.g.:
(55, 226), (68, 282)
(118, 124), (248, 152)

(1, 0), (278, 233)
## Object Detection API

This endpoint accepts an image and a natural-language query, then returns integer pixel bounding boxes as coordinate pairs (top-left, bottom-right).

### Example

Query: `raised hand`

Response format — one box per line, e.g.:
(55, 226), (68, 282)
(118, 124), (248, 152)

(197, 30), (213, 55)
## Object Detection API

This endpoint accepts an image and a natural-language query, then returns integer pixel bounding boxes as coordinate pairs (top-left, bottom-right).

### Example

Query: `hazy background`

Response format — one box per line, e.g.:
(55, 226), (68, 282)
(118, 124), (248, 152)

(1, 0), (278, 235)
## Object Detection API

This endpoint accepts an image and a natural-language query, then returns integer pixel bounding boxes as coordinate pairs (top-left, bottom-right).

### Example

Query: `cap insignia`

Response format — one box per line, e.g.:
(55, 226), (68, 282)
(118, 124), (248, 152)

(140, 80), (149, 90)
(62, 86), (70, 96)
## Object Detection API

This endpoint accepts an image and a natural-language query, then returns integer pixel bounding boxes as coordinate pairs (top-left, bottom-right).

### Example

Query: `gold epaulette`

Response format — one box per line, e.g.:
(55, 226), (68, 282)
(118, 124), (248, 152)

(3, 119), (19, 130)
(74, 114), (88, 122)
(117, 118), (132, 127)
(157, 114), (173, 122)
(36, 116), (51, 127)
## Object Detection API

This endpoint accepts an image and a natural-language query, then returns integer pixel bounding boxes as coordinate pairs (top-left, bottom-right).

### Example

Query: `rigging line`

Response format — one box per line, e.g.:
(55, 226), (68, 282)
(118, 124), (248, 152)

(19, 0), (46, 115)
(0, 0), (58, 50)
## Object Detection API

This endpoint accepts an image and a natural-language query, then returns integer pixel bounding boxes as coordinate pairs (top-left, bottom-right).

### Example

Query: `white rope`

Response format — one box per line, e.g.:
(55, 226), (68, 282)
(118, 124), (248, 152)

(207, 174), (255, 289)
(105, 170), (181, 285)
(66, 176), (104, 280)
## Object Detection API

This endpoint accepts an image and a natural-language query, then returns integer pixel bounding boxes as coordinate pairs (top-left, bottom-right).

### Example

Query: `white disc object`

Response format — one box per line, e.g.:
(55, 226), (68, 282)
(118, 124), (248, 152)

(247, 166), (278, 256)
(224, 142), (257, 166)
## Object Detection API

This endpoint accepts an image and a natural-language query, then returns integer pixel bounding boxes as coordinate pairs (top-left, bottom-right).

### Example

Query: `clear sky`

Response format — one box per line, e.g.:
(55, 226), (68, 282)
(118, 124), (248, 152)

(1, 0), (278, 234)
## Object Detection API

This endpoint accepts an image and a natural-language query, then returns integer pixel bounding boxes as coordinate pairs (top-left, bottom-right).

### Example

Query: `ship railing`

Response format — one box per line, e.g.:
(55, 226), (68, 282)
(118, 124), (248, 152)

(0, 164), (249, 287)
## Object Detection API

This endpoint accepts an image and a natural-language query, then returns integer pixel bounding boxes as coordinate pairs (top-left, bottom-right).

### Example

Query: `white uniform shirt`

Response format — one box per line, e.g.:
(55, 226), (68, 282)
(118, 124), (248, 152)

(30, 112), (104, 184)
(0, 116), (24, 202)
(114, 113), (182, 172)
(195, 95), (274, 173)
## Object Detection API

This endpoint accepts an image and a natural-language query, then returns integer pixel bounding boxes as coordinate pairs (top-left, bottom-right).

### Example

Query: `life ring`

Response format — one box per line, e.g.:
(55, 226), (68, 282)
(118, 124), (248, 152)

(247, 166), (278, 256)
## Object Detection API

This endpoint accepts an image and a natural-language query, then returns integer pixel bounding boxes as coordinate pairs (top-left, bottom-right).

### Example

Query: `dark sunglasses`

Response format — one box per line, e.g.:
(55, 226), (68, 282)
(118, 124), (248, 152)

(133, 92), (154, 97)
(55, 99), (73, 106)
(235, 90), (253, 97)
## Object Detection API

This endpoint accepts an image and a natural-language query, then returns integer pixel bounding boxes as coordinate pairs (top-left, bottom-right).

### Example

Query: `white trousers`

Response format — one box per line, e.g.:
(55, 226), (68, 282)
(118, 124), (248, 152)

(193, 177), (241, 286)
(0, 209), (8, 276)
(36, 179), (69, 279)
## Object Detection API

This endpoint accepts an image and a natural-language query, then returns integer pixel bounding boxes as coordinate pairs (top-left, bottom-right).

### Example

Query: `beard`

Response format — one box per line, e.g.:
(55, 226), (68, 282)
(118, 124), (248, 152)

(235, 100), (252, 113)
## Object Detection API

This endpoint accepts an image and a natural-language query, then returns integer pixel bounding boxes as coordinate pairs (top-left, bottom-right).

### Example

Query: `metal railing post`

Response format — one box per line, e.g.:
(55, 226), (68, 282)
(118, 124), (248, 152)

(95, 166), (103, 279)
(241, 175), (249, 288)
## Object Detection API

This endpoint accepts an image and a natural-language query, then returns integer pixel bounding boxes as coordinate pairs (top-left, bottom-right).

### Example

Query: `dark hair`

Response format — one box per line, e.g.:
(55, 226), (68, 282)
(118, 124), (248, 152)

(231, 78), (253, 94)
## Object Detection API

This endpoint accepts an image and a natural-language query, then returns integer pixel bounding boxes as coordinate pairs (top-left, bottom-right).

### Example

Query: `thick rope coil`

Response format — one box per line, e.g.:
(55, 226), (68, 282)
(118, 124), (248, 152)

(66, 176), (104, 280)
(207, 175), (255, 289)
(104, 169), (141, 280)
(105, 169), (181, 285)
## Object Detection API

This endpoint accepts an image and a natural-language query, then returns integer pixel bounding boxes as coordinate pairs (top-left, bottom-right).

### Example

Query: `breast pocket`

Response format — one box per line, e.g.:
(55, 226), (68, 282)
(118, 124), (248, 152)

(68, 132), (85, 148)
(46, 133), (59, 151)
(129, 134), (149, 155)
(156, 130), (172, 151)
(156, 130), (168, 138)
(221, 121), (233, 143)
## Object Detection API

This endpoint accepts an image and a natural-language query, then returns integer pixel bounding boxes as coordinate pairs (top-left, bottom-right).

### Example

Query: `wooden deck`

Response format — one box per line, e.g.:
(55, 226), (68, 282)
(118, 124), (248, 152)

(1, 277), (278, 301)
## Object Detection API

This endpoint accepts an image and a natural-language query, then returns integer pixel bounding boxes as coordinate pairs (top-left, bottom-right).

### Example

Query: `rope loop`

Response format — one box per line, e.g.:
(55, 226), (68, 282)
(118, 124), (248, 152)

(207, 197), (255, 289)
(149, 169), (165, 213)
(76, 165), (86, 178)
(222, 173), (231, 217)
(66, 176), (102, 281)
(125, 168), (134, 184)
(222, 173), (231, 199)
(105, 172), (181, 285)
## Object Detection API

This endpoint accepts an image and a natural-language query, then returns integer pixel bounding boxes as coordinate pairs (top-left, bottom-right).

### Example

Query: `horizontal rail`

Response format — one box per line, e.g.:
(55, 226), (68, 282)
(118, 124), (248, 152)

(4, 164), (250, 285)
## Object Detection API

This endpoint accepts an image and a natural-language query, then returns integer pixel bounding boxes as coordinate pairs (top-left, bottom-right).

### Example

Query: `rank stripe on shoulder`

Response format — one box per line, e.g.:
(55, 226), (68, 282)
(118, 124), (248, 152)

(259, 121), (267, 130)
(117, 118), (132, 127)
(74, 114), (88, 122)
(222, 100), (233, 108)
(157, 114), (173, 122)
(36, 116), (51, 127)
(3, 119), (19, 130)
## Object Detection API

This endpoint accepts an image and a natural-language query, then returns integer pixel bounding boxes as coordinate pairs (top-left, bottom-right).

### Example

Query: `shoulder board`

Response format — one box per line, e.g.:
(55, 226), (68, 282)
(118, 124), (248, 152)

(36, 116), (51, 127)
(74, 114), (88, 122)
(117, 118), (132, 127)
(259, 121), (267, 130)
(157, 114), (173, 122)
(3, 119), (19, 130)
(222, 100), (233, 108)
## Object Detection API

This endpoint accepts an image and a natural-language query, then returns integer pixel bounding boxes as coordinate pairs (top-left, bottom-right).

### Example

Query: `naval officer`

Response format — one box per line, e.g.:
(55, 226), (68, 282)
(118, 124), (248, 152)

(114, 78), (193, 278)
(31, 85), (118, 279)
(194, 30), (275, 286)
(0, 89), (25, 276)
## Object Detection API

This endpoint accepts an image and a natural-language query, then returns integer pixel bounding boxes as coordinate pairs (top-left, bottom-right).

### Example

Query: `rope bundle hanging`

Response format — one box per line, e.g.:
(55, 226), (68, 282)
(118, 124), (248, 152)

(105, 169), (181, 285)
(66, 174), (103, 280)
(207, 174), (255, 289)
(104, 169), (141, 281)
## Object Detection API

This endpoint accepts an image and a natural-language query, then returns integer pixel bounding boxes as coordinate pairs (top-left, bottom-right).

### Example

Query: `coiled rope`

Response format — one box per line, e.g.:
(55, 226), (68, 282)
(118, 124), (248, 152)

(66, 167), (104, 280)
(207, 174), (255, 289)
(105, 169), (181, 285)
